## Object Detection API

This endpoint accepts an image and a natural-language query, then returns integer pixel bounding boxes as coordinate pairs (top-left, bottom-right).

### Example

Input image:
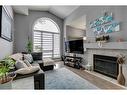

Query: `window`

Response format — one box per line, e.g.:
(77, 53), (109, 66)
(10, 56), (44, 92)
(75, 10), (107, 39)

(33, 17), (60, 58)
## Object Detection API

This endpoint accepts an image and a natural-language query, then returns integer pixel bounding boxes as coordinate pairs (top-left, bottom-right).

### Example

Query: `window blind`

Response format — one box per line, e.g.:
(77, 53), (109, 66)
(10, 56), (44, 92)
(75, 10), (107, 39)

(33, 31), (60, 58)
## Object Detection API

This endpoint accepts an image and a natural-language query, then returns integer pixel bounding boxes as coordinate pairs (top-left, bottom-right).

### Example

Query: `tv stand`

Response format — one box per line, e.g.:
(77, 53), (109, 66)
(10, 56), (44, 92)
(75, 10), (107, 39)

(64, 56), (82, 69)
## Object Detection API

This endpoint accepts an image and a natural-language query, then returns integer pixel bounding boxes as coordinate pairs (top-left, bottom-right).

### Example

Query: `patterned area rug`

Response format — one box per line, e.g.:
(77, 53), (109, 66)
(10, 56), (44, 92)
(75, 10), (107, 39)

(45, 67), (99, 89)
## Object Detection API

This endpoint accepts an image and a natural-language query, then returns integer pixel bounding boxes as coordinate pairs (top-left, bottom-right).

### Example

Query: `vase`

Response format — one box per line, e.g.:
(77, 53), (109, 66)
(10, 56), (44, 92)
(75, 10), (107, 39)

(0, 78), (12, 89)
(117, 64), (125, 85)
(0, 73), (16, 89)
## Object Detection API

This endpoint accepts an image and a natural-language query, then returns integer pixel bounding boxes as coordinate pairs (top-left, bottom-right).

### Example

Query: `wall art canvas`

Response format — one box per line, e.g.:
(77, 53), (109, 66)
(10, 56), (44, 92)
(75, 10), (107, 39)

(93, 22), (120, 36)
(90, 15), (113, 28)
(0, 6), (12, 42)
(90, 13), (120, 36)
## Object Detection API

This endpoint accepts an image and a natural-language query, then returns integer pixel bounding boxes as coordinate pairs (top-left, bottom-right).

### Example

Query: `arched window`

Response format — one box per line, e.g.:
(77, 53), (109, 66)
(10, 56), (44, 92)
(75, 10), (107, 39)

(33, 17), (60, 58)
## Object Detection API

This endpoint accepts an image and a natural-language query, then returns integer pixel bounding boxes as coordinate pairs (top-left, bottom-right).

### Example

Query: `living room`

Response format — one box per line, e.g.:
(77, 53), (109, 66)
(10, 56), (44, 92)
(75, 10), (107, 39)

(0, 4), (127, 91)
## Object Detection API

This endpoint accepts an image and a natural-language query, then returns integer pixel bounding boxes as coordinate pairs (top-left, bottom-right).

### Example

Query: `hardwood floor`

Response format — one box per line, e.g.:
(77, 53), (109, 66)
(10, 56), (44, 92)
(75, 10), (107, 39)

(54, 61), (124, 89)
(65, 66), (124, 89)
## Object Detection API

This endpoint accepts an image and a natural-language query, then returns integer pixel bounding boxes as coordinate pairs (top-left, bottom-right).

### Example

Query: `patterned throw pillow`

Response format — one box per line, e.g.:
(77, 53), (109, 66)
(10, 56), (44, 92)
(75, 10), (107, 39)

(24, 54), (33, 63)
(24, 59), (32, 67)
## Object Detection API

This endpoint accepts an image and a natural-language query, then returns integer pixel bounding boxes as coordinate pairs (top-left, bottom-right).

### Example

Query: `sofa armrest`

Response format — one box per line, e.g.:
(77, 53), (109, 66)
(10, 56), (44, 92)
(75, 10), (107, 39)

(34, 72), (45, 89)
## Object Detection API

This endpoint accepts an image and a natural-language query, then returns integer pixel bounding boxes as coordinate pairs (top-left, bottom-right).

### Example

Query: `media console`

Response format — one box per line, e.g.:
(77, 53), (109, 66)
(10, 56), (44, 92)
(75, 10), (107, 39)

(63, 56), (82, 69)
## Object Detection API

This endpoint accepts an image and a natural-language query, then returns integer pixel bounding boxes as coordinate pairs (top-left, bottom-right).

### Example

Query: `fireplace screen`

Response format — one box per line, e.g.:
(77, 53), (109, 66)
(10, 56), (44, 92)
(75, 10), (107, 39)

(93, 54), (119, 79)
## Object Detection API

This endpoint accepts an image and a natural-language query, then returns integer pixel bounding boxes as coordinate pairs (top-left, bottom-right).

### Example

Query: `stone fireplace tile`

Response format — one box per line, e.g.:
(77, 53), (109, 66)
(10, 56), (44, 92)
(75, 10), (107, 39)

(86, 49), (127, 87)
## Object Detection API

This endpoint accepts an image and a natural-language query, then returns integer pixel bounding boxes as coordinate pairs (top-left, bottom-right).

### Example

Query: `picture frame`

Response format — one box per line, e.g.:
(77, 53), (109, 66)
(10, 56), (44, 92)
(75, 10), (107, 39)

(0, 6), (12, 42)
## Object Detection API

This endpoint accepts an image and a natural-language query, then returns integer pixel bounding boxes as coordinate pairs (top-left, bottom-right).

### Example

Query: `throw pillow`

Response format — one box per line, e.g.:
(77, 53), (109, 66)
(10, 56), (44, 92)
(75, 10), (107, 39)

(24, 54), (33, 63)
(15, 60), (28, 69)
(24, 59), (32, 67)
(10, 53), (23, 61)
(15, 66), (40, 75)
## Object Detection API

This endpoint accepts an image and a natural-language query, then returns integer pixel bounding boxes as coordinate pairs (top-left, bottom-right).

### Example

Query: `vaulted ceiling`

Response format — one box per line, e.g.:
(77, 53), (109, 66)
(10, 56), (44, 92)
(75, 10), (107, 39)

(12, 6), (79, 19)
(12, 6), (86, 30)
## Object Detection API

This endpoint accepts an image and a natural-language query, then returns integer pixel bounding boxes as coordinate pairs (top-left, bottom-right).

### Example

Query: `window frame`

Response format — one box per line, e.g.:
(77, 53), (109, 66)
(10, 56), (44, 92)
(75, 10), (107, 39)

(32, 17), (61, 59)
(33, 17), (60, 33)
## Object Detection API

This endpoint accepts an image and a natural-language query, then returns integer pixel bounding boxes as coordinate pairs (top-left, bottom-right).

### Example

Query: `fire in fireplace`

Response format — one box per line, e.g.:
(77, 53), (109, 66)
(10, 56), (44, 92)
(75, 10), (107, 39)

(93, 54), (119, 79)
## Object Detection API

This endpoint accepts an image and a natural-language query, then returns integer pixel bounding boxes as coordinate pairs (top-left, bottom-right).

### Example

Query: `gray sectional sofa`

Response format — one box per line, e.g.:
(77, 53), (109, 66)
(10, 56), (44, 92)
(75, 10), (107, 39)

(10, 52), (45, 89)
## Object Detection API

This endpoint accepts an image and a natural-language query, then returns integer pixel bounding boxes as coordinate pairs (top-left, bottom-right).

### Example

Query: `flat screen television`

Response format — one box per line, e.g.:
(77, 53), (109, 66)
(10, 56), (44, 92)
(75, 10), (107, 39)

(65, 39), (84, 54)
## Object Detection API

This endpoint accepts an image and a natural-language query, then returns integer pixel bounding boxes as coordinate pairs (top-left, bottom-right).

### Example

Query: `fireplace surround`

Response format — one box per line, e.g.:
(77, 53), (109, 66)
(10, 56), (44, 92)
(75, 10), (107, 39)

(75, 49), (127, 86)
(93, 54), (119, 79)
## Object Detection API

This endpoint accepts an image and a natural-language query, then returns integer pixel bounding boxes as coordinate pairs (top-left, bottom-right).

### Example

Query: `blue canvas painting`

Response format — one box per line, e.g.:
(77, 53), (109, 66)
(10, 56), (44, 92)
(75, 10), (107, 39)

(93, 22), (120, 36)
(104, 22), (119, 33)
(90, 15), (113, 28)
(90, 13), (120, 36)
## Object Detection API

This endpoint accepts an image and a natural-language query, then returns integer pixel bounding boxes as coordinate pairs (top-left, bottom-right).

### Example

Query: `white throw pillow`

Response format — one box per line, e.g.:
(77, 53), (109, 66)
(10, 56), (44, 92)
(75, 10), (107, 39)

(24, 59), (32, 67)
(24, 54), (33, 63)
(15, 60), (28, 69)
(15, 66), (40, 75)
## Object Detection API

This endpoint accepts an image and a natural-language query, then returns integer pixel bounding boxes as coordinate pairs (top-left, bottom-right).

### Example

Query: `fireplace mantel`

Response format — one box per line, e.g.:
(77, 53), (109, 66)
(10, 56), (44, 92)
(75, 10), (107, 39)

(84, 42), (127, 50)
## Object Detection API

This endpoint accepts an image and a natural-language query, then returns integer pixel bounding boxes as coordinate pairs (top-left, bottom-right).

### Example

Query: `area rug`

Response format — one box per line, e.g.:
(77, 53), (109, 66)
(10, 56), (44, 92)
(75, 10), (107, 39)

(45, 67), (99, 89)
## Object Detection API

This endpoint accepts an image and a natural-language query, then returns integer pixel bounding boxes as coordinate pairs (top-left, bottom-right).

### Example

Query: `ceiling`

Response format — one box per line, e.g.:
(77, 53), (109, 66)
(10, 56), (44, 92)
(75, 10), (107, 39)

(12, 6), (79, 19)
(67, 14), (86, 30)
(12, 6), (86, 30)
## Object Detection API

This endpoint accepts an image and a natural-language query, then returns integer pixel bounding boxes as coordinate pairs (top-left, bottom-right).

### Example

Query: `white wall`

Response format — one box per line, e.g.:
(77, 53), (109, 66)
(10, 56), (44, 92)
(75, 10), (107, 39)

(0, 38), (13, 59)
(0, 6), (14, 60)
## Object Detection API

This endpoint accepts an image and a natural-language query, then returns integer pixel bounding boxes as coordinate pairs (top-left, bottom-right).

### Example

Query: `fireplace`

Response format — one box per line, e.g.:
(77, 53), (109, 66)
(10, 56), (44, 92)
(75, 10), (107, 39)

(93, 54), (119, 79)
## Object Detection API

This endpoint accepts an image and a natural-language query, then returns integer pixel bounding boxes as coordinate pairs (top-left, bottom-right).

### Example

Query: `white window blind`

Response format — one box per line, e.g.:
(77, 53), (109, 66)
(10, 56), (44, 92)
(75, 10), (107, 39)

(33, 18), (60, 58)
(53, 34), (60, 58)
(33, 31), (42, 52)
(42, 32), (53, 58)
(33, 31), (60, 58)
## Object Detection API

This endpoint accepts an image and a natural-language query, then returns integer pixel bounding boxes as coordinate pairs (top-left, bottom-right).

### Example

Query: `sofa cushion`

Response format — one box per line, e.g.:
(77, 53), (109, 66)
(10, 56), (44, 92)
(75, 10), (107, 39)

(24, 54), (33, 63)
(15, 60), (28, 69)
(15, 66), (40, 75)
